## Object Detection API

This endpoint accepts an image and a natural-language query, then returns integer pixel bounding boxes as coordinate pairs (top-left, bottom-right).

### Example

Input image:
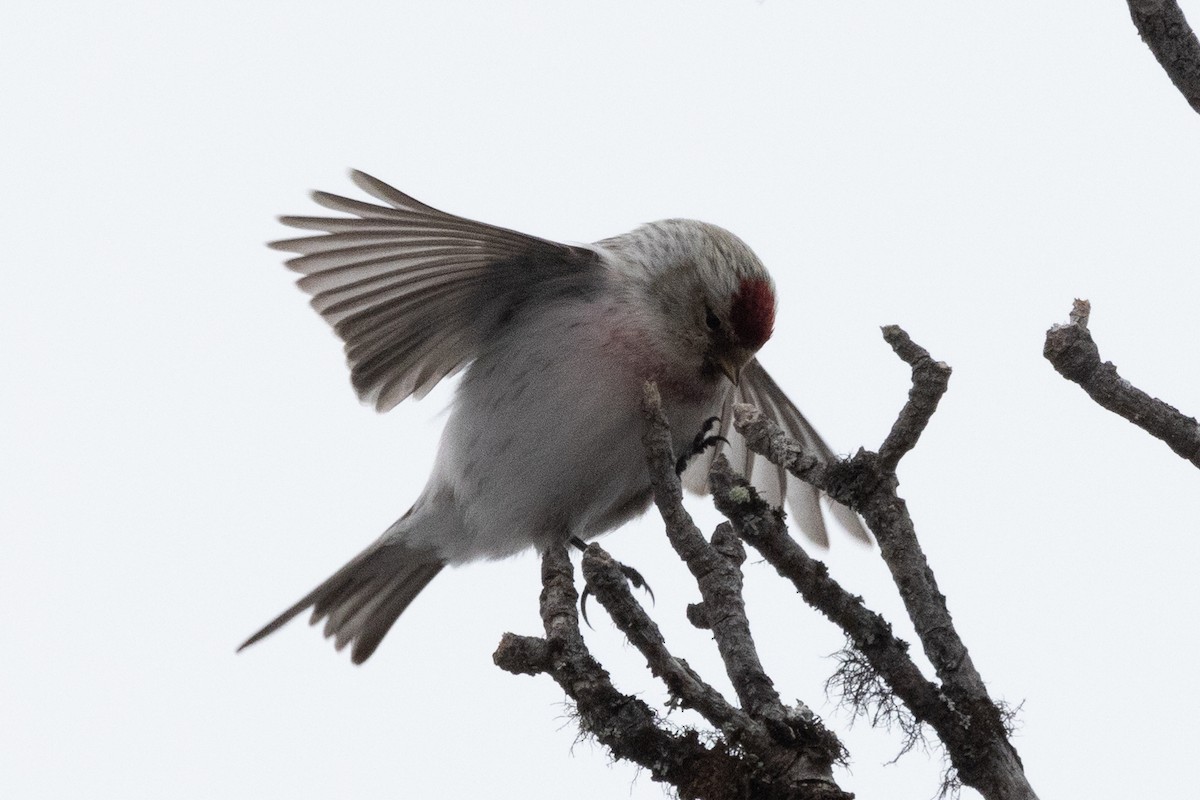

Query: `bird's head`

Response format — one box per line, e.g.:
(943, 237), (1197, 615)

(608, 219), (776, 387)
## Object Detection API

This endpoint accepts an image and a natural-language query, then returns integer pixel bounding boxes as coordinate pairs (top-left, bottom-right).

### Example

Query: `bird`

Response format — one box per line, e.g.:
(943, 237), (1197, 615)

(239, 170), (869, 664)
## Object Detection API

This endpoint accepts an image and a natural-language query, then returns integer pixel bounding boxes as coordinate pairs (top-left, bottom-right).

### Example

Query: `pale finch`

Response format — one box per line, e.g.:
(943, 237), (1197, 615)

(240, 171), (868, 664)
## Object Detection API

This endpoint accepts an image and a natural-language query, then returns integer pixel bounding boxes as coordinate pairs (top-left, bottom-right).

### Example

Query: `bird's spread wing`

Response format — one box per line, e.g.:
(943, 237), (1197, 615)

(270, 170), (600, 411)
(682, 359), (871, 547)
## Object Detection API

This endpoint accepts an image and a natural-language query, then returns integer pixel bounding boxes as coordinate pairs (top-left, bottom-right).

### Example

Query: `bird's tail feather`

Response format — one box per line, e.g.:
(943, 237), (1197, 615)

(239, 538), (445, 664)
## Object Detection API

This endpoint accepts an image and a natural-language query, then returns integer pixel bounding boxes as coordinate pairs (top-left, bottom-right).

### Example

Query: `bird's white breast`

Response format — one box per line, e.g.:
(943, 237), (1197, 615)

(417, 290), (721, 564)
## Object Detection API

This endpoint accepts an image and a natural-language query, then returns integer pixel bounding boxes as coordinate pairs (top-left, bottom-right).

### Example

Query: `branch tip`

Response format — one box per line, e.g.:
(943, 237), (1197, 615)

(878, 326), (951, 471)
(1045, 300), (1200, 468)
(1069, 298), (1091, 328)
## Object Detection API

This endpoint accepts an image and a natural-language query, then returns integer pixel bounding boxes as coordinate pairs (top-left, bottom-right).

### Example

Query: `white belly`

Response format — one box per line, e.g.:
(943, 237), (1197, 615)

(414, 298), (720, 564)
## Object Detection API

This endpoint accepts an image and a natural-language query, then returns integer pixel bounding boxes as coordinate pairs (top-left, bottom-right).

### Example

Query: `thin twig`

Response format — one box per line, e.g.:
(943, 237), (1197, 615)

(708, 457), (954, 733)
(641, 383), (844, 767)
(732, 326), (1038, 800)
(732, 405), (985, 707)
(494, 545), (742, 798)
(1045, 299), (1200, 468)
(579, 544), (777, 755)
(497, 544), (855, 799)
(878, 325), (953, 472)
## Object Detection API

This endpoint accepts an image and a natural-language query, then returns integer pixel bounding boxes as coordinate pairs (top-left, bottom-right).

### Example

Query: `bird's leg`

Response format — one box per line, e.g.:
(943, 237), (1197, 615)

(573, 537), (655, 627)
(573, 416), (723, 623)
(674, 415), (728, 476)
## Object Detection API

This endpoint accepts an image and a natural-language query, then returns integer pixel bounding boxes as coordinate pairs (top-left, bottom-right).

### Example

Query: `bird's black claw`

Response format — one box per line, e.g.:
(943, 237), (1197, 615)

(577, 549), (655, 628)
(675, 415), (728, 475)
(618, 563), (655, 605)
(580, 586), (595, 629)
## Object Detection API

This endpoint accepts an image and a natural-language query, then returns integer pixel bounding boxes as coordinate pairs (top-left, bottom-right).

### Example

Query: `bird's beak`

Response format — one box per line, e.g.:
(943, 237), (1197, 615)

(714, 349), (752, 386)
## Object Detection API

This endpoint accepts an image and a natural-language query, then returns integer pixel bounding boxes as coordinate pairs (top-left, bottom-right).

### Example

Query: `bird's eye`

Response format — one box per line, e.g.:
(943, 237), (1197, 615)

(705, 307), (721, 331)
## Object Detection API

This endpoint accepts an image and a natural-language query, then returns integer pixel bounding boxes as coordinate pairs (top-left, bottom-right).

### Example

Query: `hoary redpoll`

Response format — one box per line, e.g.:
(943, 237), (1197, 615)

(240, 171), (867, 664)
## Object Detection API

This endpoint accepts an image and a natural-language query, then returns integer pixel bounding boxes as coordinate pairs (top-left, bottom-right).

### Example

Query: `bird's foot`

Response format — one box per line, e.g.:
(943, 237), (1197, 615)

(571, 537), (655, 627)
(674, 415), (728, 476)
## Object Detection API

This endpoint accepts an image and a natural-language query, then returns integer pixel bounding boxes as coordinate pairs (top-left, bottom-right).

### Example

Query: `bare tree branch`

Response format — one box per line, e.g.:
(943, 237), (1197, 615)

(578, 544), (766, 743)
(498, 328), (1043, 800)
(641, 383), (847, 777)
(1127, 0), (1200, 114)
(733, 326), (1038, 800)
(707, 458), (956, 741)
(878, 325), (953, 472)
(1044, 298), (1200, 468)
(495, 545), (748, 800)
(579, 543), (853, 800)
(496, 542), (855, 800)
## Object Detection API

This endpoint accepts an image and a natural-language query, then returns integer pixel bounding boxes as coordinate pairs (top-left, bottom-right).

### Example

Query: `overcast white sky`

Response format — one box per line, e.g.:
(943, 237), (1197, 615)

(3, 2), (1199, 798)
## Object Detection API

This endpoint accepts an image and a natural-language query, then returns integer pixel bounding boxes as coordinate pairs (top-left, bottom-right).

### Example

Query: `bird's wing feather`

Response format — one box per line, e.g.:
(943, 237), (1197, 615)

(681, 359), (871, 547)
(271, 170), (600, 411)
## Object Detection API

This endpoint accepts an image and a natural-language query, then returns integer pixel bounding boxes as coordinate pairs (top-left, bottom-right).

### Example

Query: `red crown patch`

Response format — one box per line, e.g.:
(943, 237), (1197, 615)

(730, 278), (775, 350)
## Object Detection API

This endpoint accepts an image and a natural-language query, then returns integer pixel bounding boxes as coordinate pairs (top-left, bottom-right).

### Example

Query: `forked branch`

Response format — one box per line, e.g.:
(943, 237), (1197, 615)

(497, 325), (1039, 800)
(732, 325), (1036, 800)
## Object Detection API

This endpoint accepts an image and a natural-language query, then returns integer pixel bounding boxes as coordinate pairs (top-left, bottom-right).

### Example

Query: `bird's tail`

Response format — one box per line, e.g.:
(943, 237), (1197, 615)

(238, 517), (445, 664)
